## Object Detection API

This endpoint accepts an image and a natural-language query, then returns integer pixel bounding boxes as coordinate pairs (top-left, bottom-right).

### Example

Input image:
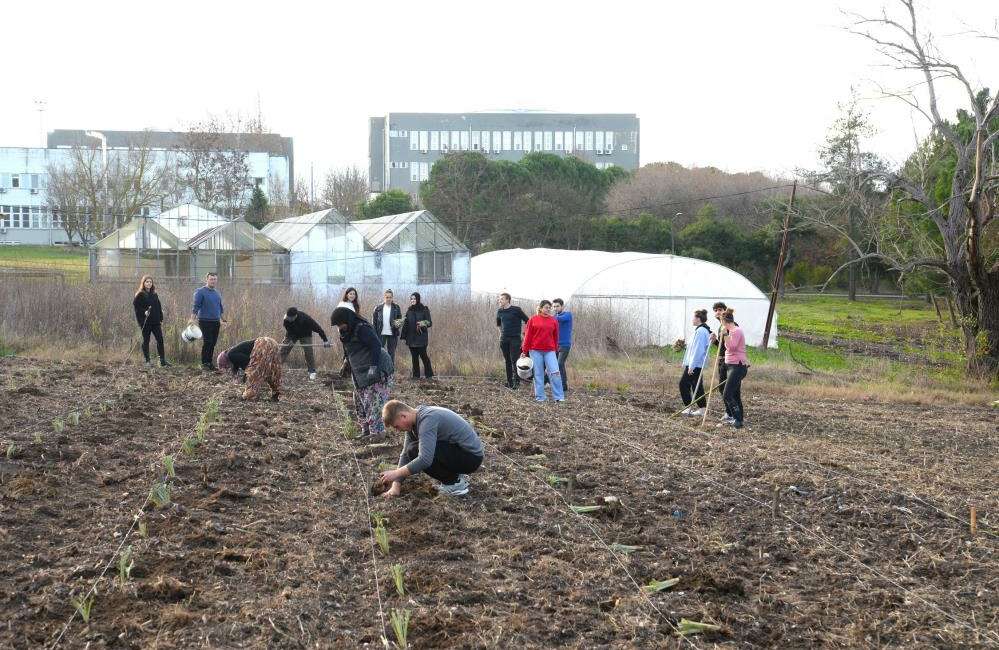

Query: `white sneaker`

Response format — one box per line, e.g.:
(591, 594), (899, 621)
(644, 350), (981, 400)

(437, 476), (470, 497)
(308, 372), (317, 381)
(719, 413), (731, 422)
(689, 408), (703, 417)
(681, 407), (692, 416)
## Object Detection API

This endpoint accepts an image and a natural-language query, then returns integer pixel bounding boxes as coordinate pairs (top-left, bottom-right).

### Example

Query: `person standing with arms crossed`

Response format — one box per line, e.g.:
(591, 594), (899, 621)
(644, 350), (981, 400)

(552, 298), (573, 394)
(496, 293), (529, 389)
(372, 289), (402, 363)
(190, 272), (227, 371)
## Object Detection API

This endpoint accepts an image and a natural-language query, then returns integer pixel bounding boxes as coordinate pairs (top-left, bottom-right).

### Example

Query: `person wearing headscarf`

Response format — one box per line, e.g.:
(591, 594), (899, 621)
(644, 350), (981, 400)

(331, 306), (395, 442)
(400, 292), (434, 379)
(217, 337), (282, 401)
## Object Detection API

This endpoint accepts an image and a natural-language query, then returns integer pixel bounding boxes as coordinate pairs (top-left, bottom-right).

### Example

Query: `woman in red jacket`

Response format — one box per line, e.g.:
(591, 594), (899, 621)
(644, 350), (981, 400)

(520, 300), (564, 402)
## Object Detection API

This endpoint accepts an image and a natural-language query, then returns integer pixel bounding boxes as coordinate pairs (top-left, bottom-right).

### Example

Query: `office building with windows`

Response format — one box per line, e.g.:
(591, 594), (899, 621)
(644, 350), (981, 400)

(0, 129), (293, 245)
(368, 112), (640, 194)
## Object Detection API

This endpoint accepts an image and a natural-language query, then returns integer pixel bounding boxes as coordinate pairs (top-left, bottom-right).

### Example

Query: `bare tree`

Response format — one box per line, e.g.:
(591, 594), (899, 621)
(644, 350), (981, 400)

(846, 0), (999, 377)
(319, 166), (368, 218)
(178, 113), (263, 216)
(45, 132), (174, 241)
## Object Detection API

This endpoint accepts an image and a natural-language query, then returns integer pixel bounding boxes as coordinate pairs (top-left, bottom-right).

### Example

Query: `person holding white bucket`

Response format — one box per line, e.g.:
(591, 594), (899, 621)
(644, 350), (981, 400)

(189, 272), (227, 371)
(520, 300), (564, 403)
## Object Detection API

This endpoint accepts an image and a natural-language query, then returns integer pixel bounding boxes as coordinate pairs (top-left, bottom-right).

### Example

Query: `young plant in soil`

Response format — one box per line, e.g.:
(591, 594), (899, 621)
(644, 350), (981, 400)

(643, 577), (680, 593)
(68, 412), (80, 427)
(137, 520), (148, 538)
(34, 431), (42, 444)
(162, 455), (176, 478)
(609, 543), (641, 555)
(118, 546), (134, 586)
(375, 523), (390, 556)
(677, 618), (721, 635)
(52, 418), (65, 434)
(389, 608), (411, 649)
(6, 443), (15, 459)
(390, 564), (405, 596)
(71, 594), (94, 623)
(569, 505), (602, 514)
(149, 482), (171, 509)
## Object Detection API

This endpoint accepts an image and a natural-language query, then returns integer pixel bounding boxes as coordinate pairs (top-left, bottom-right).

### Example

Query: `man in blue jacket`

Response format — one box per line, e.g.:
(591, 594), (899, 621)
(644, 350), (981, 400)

(189, 272), (227, 370)
(553, 298), (573, 394)
(680, 309), (711, 417)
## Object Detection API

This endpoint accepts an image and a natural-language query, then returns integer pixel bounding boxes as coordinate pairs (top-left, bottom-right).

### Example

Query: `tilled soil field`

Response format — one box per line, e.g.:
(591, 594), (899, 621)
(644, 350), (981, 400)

(1, 356), (996, 648)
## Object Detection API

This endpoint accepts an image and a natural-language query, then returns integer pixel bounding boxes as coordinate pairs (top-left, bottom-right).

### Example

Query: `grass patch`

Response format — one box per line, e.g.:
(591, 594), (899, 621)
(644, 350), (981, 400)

(778, 295), (953, 344)
(0, 245), (89, 279)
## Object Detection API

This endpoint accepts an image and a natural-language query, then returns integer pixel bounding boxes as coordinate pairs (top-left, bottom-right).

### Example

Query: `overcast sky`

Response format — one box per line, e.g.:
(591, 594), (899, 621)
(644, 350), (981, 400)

(3, 1), (995, 181)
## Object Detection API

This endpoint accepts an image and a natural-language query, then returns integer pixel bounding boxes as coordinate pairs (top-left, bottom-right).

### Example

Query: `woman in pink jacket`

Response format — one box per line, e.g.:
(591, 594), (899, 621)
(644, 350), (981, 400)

(721, 308), (748, 429)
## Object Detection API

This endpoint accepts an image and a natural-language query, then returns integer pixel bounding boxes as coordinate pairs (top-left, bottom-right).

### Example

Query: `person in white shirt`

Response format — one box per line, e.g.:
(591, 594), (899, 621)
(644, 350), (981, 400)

(371, 289), (403, 362)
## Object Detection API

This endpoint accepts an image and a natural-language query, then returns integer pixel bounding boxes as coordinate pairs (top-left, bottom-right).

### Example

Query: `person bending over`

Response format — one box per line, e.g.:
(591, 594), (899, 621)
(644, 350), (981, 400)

(217, 337), (282, 401)
(280, 307), (330, 380)
(378, 400), (484, 498)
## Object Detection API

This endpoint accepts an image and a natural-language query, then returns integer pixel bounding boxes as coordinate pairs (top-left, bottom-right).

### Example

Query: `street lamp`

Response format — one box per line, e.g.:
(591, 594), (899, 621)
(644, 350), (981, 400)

(86, 131), (109, 227)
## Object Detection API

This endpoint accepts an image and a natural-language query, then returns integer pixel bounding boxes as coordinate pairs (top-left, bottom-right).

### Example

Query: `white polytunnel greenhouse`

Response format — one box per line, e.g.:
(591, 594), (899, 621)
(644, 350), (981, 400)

(471, 248), (776, 348)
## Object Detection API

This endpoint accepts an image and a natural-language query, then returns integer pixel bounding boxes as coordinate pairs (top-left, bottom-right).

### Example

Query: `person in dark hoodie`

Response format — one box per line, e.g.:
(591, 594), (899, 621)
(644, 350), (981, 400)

(496, 292), (529, 389)
(217, 337), (282, 401)
(400, 292), (433, 379)
(280, 307), (330, 380)
(331, 306), (395, 442)
(132, 275), (170, 367)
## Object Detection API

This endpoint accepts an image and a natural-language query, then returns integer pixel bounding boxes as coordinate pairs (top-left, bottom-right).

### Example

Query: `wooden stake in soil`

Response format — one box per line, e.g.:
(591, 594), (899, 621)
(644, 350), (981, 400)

(700, 327), (726, 427)
(772, 485), (781, 519)
(761, 180), (797, 349)
(970, 506), (977, 535)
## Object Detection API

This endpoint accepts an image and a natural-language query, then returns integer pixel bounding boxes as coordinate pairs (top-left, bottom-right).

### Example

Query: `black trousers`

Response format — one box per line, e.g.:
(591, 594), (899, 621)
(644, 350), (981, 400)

(280, 335), (316, 373)
(716, 361), (730, 415)
(381, 334), (399, 362)
(722, 364), (748, 423)
(500, 336), (521, 385)
(409, 346), (433, 378)
(679, 366), (706, 408)
(199, 319), (221, 367)
(402, 440), (483, 485)
(141, 323), (165, 361)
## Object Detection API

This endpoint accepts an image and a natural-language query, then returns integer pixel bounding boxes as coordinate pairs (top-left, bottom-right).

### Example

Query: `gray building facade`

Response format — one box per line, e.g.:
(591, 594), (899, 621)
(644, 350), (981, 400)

(369, 112), (640, 194)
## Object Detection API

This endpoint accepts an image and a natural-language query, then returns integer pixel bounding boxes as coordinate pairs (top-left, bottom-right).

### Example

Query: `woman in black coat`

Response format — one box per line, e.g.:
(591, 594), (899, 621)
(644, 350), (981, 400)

(400, 292), (433, 379)
(132, 275), (170, 367)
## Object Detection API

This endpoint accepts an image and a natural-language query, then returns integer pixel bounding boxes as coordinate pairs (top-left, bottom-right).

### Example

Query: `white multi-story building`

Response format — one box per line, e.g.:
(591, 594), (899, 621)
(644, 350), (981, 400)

(0, 129), (294, 245)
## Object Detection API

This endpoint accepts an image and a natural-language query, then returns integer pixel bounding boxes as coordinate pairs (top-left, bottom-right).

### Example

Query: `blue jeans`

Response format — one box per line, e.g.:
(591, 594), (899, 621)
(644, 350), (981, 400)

(529, 350), (563, 401)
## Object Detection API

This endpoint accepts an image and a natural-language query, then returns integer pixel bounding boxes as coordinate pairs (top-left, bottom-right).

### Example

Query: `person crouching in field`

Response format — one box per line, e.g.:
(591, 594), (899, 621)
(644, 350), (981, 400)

(331, 306), (395, 442)
(378, 400), (484, 498)
(679, 309), (711, 416)
(217, 337), (282, 401)
(132, 275), (170, 368)
(721, 309), (748, 429)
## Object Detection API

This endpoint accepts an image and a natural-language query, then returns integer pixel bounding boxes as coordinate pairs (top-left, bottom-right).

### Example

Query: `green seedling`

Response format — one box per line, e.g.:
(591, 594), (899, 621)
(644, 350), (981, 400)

(181, 437), (198, 455)
(204, 398), (220, 423)
(162, 455), (175, 478)
(377, 461), (397, 472)
(389, 608), (411, 649)
(71, 594), (94, 623)
(547, 474), (568, 487)
(118, 546), (134, 585)
(371, 512), (387, 528)
(34, 432), (43, 444)
(643, 577), (680, 593)
(609, 543), (642, 555)
(68, 412), (80, 427)
(677, 618), (721, 635)
(374, 524), (389, 556)
(569, 505), (602, 514)
(528, 464), (547, 471)
(6, 443), (15, 459)
(149, 482), (171, 509)
(52, 418), (65, 434)
(390, 563), (405, 596)
(83, 407), (92, 418)
(524, 454), (547, 462)
(137, 520), (148, 538)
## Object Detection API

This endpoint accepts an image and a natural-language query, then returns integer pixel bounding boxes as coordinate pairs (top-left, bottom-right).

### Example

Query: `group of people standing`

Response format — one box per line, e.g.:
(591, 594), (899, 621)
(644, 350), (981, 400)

(496, 294), (573, 402)
(678, 301), (749, 429)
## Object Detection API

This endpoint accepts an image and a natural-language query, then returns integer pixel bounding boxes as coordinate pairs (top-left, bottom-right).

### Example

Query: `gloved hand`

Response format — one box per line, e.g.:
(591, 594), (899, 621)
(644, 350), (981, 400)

(323, 341), (331, 349)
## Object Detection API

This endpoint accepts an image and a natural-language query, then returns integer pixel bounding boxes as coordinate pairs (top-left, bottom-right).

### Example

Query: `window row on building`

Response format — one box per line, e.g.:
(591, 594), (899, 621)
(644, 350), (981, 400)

(394, 129), (631, 155)
(0, 173), (47, 191)
(0, 205), (60, 229)
(409, 162), (431, 182)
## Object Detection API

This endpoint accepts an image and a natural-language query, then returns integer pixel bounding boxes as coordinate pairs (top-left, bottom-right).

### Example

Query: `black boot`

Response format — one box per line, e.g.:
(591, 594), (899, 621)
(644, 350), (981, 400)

(160, 358), (171, 367)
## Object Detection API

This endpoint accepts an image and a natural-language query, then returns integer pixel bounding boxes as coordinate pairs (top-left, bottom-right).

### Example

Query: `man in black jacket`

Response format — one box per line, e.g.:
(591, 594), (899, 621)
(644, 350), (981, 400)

(496, 293), (529, 389)
(371, 289), (403, 363)
(280, 307), (330, 380)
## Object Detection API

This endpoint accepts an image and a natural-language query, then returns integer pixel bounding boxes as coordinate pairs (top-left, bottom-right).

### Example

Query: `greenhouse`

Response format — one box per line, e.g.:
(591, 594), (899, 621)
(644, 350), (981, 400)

(470, 248), (775, 347)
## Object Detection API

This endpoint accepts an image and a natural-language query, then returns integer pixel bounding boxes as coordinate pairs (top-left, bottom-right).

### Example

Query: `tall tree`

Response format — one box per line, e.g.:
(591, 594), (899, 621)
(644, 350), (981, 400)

(178, 113), (261, 216)
(320, 166), (369, 218)
(358, 190), (414, 219)
(848, 0), (999, 377)
(245, 185), (269, 228)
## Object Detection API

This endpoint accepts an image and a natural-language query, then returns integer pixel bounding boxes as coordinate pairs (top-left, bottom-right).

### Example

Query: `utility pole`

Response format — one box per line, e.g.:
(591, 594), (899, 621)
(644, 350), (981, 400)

(761, 180), (796, 349)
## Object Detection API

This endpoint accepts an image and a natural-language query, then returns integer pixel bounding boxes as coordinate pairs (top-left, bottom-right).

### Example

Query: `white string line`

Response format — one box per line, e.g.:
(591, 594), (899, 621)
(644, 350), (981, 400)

(481, 439), (699, 647)
(47, 388), (227, 649)
(329, 389), (389, 647)
(589, 399), (998, 643)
